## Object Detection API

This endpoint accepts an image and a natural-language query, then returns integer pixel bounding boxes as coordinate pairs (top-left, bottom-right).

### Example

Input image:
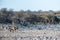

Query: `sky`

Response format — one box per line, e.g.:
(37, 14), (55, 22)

(0, 0), (60, 11)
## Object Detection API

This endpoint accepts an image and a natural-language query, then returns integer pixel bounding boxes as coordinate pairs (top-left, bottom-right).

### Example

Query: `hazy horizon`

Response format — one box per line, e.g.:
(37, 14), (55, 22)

(0, 0), (60, 11)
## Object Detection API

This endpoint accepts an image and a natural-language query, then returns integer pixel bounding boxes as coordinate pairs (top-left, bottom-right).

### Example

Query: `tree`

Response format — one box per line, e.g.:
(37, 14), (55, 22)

(0, 8), (7, 13)
(26, 10), (32, 13)
(7, 9), (14, 19)
(0, 8), (8, 18)
(54, 16), (60, 24)
(47, 15), (53, 23)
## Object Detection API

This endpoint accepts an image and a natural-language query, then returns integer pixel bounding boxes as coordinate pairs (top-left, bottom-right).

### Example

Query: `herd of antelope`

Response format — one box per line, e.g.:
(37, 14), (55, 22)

(0, 25), (18, 32)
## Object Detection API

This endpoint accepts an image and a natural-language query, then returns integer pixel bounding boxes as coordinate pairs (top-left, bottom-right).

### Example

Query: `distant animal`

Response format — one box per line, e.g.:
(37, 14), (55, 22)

(9, 27), (17, 32)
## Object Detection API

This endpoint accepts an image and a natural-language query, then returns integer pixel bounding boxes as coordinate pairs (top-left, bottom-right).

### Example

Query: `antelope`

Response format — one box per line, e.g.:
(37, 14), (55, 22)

(9, 27), (18, 32)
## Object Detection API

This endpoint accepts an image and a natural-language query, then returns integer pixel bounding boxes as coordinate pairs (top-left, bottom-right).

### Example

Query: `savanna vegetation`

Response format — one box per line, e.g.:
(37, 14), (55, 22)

(0, 8), (60, 26)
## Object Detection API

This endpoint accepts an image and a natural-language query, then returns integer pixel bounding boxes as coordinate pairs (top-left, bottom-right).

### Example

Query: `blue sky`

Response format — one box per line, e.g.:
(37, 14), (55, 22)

(0, 0), (60, 11)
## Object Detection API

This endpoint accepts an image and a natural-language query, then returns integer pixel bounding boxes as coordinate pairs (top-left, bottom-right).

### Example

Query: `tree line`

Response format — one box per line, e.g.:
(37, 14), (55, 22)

(0, 8), (60, 25)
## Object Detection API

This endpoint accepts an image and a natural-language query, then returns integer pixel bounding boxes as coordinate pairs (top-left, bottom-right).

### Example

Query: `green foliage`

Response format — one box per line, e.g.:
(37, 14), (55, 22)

(47, 15), (53, 20)
(0, 8), (60, 24)
(54, 16), (60, 23)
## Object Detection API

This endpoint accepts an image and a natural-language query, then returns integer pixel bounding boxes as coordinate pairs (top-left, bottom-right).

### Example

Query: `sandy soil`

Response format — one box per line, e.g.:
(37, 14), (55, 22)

(0, 30), (60, 40)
